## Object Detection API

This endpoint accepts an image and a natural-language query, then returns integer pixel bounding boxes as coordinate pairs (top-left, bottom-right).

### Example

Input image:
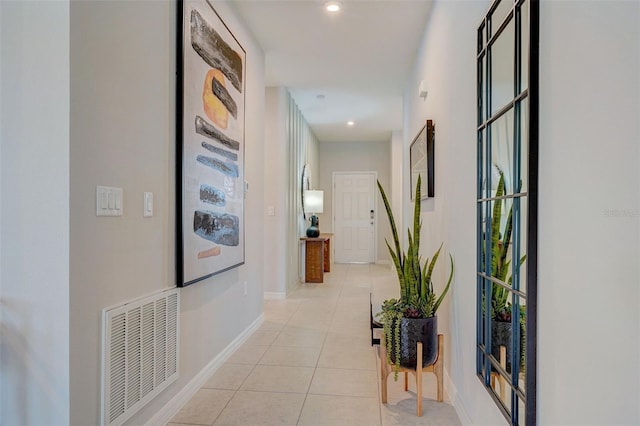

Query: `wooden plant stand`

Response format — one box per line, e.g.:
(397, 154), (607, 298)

(490, 345), (507, 401)
(380, 333), (444, 417)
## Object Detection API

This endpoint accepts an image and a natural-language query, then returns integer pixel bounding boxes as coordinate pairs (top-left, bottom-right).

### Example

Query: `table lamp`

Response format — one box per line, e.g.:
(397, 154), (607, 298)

(303, 190), (324, 237)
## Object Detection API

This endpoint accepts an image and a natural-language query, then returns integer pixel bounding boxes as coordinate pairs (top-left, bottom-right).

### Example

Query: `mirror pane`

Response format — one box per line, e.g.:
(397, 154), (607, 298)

(490, 17), (514, 114)
(517, 195), (528, 295)
(491, 195), (514, 288)
(520, 1), (529, 92)
(490, 0), (514, 36)
(479, 54), (486, 124)
(518, 99), (529, 193)
(519, 396), (526, 426)
(517, 295), (527, 395)
(479, 129), (486, 199)
(477, 275), (486, 339)
(489, 314), (512, 411)
(481, 200), (491, 273)
(490, 292), (513, 373)
(490, 109), (515, 195)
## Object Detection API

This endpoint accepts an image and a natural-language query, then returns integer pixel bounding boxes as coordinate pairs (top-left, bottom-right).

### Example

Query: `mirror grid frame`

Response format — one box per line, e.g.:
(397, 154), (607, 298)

(476, 0), (538, 424)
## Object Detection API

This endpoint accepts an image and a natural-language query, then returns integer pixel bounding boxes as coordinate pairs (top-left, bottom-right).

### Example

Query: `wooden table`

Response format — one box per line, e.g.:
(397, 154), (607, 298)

(300, 233), (333, 283)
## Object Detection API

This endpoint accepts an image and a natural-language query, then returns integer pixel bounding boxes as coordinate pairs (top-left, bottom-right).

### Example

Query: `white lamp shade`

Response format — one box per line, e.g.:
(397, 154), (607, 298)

(304, 190), (324, 214)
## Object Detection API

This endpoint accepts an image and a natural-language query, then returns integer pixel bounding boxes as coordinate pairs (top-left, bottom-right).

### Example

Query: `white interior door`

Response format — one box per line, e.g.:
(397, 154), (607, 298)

(333, 173), (376, 263)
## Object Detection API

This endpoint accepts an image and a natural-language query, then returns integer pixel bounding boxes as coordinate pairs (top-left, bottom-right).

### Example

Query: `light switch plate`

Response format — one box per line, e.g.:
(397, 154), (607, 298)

(96, 186), (123, 216)
(144, 192), (153, 217)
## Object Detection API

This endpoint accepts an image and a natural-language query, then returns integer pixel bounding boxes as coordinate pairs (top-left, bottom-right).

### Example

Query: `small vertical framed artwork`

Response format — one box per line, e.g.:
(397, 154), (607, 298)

(410, 119), (435, 200)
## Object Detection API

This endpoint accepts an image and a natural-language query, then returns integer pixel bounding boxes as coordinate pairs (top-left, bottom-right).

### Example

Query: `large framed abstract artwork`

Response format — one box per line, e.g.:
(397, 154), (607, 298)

(177, 0), (246, 287)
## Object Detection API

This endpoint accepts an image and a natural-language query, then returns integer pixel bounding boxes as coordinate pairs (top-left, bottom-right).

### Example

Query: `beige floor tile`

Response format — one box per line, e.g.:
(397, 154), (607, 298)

(309, 367), (378, 398)
(382, 369), (440, 402)
(259, 345), (321, 367)
(225, 343), (268, 365)
(317, 343), (377, 370)
(290, 286), (341, 300)
(380, 399), (462, 426)
(240, 365), (314, 393)
(328, 321), (370, 338)
(243, 329), (280, 346)
(264, 299), (301, 312)
(202, 363), (253, 390)
(339, 284), (372, 295)
(324, 331), (372, 349)
(170, 388), (234, 425)
(331, 309), (370, 325)
(213, 390), (305, 425)
(295, 299), (337, 314)
(260, 319), (287, 331)
(298, 394), (381, 426)
(286, 314), (333, 331)
(272, 327), (327, 348)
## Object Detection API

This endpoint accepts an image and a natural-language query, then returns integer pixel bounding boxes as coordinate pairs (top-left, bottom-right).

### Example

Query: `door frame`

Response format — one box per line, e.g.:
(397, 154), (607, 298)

(331, 171), (378, 264)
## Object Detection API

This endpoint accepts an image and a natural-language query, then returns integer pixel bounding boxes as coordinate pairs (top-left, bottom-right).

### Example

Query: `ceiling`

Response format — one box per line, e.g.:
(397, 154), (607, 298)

(229, 0), (433, 143)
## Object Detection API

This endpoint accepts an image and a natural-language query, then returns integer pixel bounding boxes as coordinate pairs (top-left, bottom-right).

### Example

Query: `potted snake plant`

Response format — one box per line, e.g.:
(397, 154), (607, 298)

(376, 175), (453, 376)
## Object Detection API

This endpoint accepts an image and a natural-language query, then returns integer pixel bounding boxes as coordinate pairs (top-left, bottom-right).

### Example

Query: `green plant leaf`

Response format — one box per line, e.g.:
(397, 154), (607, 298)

(413, 175), (422, 254)
(377, 176), (454, 319)
(377, 180), (402, 269)
(433, 254), (454, 313)
(490, 172), (504, 277)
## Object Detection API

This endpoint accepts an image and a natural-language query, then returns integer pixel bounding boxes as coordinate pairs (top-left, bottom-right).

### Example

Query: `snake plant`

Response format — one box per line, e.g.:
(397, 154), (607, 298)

(376, 176), (454, 375)
(489, 169), (527, 322)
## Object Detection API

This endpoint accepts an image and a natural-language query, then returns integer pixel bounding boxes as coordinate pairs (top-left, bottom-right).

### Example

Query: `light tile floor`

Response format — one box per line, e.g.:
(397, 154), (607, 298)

(168, 264), (462, 426)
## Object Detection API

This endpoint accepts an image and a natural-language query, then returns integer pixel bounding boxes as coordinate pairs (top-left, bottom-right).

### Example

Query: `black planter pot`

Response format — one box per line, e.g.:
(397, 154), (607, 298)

(390, 316), (438, 369)
(491, 320), (512, 373)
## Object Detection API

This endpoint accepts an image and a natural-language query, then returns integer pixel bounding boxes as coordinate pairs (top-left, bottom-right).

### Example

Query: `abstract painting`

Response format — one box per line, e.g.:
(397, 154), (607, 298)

(177, 0), (246, 286)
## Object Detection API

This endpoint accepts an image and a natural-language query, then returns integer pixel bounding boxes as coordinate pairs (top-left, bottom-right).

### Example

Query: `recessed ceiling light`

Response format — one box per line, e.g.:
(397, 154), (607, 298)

(347, 121), (355, 126)
(325, 2), (341, 13)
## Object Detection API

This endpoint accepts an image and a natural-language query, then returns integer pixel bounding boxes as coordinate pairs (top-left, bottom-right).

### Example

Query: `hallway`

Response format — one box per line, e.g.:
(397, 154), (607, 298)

(168, 264), (461, 425)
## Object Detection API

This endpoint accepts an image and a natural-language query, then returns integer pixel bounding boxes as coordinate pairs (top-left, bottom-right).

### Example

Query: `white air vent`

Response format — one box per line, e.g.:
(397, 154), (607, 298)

(101, 288), (179, 426)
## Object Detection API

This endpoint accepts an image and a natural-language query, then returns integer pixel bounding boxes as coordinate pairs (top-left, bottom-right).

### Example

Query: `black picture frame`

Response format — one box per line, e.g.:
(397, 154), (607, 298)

(409, 119), (435, 200)
(177, 0), (246, 287)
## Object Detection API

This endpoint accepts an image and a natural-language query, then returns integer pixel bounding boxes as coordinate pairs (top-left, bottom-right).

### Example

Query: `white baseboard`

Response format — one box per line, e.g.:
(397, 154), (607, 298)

(444, 369), (473, 426)
(146, 313), (265, 426)
(263, 291), (286, 300)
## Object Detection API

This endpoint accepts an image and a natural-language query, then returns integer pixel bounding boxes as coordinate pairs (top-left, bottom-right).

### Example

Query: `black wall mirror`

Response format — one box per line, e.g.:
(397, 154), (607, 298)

(476, 0), (538, 424)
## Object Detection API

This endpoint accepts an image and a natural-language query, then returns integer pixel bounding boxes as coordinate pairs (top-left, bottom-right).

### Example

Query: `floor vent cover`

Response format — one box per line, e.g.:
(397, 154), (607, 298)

(101, 288), (179, 426)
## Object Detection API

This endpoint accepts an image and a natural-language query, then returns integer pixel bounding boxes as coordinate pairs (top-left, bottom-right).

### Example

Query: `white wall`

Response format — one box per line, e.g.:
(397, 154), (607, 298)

(390, 130), (404, 241)
(538, 2), (639, 424)
(68, 1), (265, 424)
(264, 87), (288, 295)
(0, 3), (3, 419)
(0, 1), (71, 424)
(318, 141), (392, 263)
(264, 87), (320, 294)
(283, 92), (319, 289)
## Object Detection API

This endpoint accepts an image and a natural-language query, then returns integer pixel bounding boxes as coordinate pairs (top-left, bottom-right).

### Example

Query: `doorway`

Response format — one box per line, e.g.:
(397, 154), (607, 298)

(332, 172), (376, 263)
